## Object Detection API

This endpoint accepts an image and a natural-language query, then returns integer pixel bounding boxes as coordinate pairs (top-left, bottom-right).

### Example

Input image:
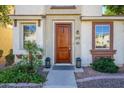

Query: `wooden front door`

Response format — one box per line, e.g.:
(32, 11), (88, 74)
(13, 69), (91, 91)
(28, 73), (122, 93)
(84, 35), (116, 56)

(55, 23), (72, 63)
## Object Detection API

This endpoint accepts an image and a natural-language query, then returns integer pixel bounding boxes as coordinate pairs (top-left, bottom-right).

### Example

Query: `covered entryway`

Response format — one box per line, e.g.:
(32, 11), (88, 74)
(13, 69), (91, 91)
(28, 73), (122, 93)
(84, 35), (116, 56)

(55, 23), (72, 64)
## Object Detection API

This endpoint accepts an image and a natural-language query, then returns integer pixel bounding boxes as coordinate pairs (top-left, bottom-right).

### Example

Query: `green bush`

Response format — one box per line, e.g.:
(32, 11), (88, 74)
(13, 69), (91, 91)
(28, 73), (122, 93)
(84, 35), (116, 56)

(0, 65), (46, 83)
(0, 41), (45, 84)
(90, 57), (119, 73)
(0, 49), (3, 57)
(16, 64), (35, 73)
(20, 41), (43, 72)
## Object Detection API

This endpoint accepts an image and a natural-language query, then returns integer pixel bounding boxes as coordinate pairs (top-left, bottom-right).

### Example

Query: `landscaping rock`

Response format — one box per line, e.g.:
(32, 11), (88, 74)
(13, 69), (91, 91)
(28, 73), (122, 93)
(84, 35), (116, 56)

(75, 67), (124, 80)
(0, 83), (43, 88)
(77, 79), (124, 88)
(75, 67), (124, 88)
(0, 64), (5, 69)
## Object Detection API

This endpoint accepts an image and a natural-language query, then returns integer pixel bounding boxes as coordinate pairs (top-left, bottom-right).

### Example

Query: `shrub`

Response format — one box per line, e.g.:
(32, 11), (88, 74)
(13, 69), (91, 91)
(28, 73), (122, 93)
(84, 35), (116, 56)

(16, 64), (35, 73)
(5, 49), (14, 66)
(90, 57), (119, 73)
(0, 64), (46, 83)
(0, 41), (46, 84)
(12, 41), (43, 80)
(0, 49), (3, 57)
(20, 41), (43, 72)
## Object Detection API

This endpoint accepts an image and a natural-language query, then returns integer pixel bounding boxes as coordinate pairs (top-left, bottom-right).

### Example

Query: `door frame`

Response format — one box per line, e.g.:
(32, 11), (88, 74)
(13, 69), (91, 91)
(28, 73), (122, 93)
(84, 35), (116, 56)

(53, 21), (75, 65)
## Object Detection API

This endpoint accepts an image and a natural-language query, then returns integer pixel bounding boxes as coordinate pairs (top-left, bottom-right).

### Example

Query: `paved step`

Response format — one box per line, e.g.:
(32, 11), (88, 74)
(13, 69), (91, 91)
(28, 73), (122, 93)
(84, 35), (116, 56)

(43, 70), (77, 88)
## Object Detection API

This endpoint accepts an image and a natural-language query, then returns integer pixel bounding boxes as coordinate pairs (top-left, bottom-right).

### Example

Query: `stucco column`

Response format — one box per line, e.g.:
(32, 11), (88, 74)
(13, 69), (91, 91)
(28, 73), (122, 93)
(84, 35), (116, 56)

(36, 19), (45, 48)
(13, 22), (20, 54)
(74, 18), (81, 65)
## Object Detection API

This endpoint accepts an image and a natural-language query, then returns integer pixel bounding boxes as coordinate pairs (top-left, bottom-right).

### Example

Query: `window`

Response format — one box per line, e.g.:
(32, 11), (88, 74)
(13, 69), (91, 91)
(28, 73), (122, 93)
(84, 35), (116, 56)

(95, 24), (110, 49)
(91, 22), (116, 59)
(23, 23), (36, 47)
(92, 22), (113, 50)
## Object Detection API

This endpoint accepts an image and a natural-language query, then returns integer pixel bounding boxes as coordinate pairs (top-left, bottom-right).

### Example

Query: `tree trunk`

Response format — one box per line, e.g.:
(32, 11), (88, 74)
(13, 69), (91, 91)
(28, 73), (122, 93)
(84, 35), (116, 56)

(29, 52), (33, 67)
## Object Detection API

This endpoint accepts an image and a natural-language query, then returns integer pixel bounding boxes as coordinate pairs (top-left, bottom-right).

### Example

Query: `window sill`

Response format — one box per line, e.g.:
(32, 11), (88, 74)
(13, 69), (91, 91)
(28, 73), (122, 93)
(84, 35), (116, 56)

(13, 49), (27, 55)
(50, 6), (76, 9)
(90, 49), (116, 59)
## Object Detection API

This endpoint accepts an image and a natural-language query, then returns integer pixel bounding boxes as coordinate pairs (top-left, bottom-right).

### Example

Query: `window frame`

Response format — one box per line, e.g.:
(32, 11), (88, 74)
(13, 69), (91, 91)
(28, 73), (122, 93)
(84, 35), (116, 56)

(21, 22), (37, 49)
(92, 22), (113, 51)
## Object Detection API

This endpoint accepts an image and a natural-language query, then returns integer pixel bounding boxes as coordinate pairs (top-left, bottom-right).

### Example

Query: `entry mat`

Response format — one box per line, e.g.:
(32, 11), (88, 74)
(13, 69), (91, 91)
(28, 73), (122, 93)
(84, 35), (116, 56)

(52, 65), (75, 70)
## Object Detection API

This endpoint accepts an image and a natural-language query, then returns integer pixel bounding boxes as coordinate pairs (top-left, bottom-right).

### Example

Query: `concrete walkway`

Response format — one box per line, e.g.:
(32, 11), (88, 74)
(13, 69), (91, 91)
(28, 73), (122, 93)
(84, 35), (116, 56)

(43, 69), (77, 88)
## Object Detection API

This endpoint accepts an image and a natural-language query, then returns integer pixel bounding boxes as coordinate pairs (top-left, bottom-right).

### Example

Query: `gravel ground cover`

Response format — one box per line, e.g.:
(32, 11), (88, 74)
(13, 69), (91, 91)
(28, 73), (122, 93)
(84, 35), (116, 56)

(75, 67), (124, 80)
(0, 83), (43, 88)
(75, 67), (124, 88)
(77, 78), (124, 88)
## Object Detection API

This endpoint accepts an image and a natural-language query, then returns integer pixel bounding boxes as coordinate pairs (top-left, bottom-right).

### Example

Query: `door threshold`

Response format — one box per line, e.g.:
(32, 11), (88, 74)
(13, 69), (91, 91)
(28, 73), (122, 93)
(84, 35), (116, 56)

(54, 63), (73, 66)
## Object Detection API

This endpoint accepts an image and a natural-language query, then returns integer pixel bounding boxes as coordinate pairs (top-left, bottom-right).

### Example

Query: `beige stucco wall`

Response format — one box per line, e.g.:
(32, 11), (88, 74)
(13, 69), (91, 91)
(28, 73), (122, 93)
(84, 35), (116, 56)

(15, 5), (46, 15)
(46, 6), (81, 14)
(14, 19), (124, 66)
(81, 21), (92, 66)
(113, 21), (124, 66)
(80, 21), (124, 66)
(13, 20), (44, 55)
(44, 15), (81, 65)
(81, 5), (102, 16)
(13, 5), (124, 66)
(15, 5), (103, 16)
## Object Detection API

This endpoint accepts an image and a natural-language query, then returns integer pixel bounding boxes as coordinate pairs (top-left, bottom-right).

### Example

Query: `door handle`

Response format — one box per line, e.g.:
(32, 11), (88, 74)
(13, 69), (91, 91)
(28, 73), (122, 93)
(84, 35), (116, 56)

(69, 48), (71, 50)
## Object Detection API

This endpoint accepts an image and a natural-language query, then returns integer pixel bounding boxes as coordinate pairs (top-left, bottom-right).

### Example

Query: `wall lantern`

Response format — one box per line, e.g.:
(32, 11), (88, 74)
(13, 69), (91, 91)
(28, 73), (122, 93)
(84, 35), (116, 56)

(14, 19), (17, 27)
(76, 30), (79, 35)
(76, 57), (81, 68)
(45, 57), (51, 68)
